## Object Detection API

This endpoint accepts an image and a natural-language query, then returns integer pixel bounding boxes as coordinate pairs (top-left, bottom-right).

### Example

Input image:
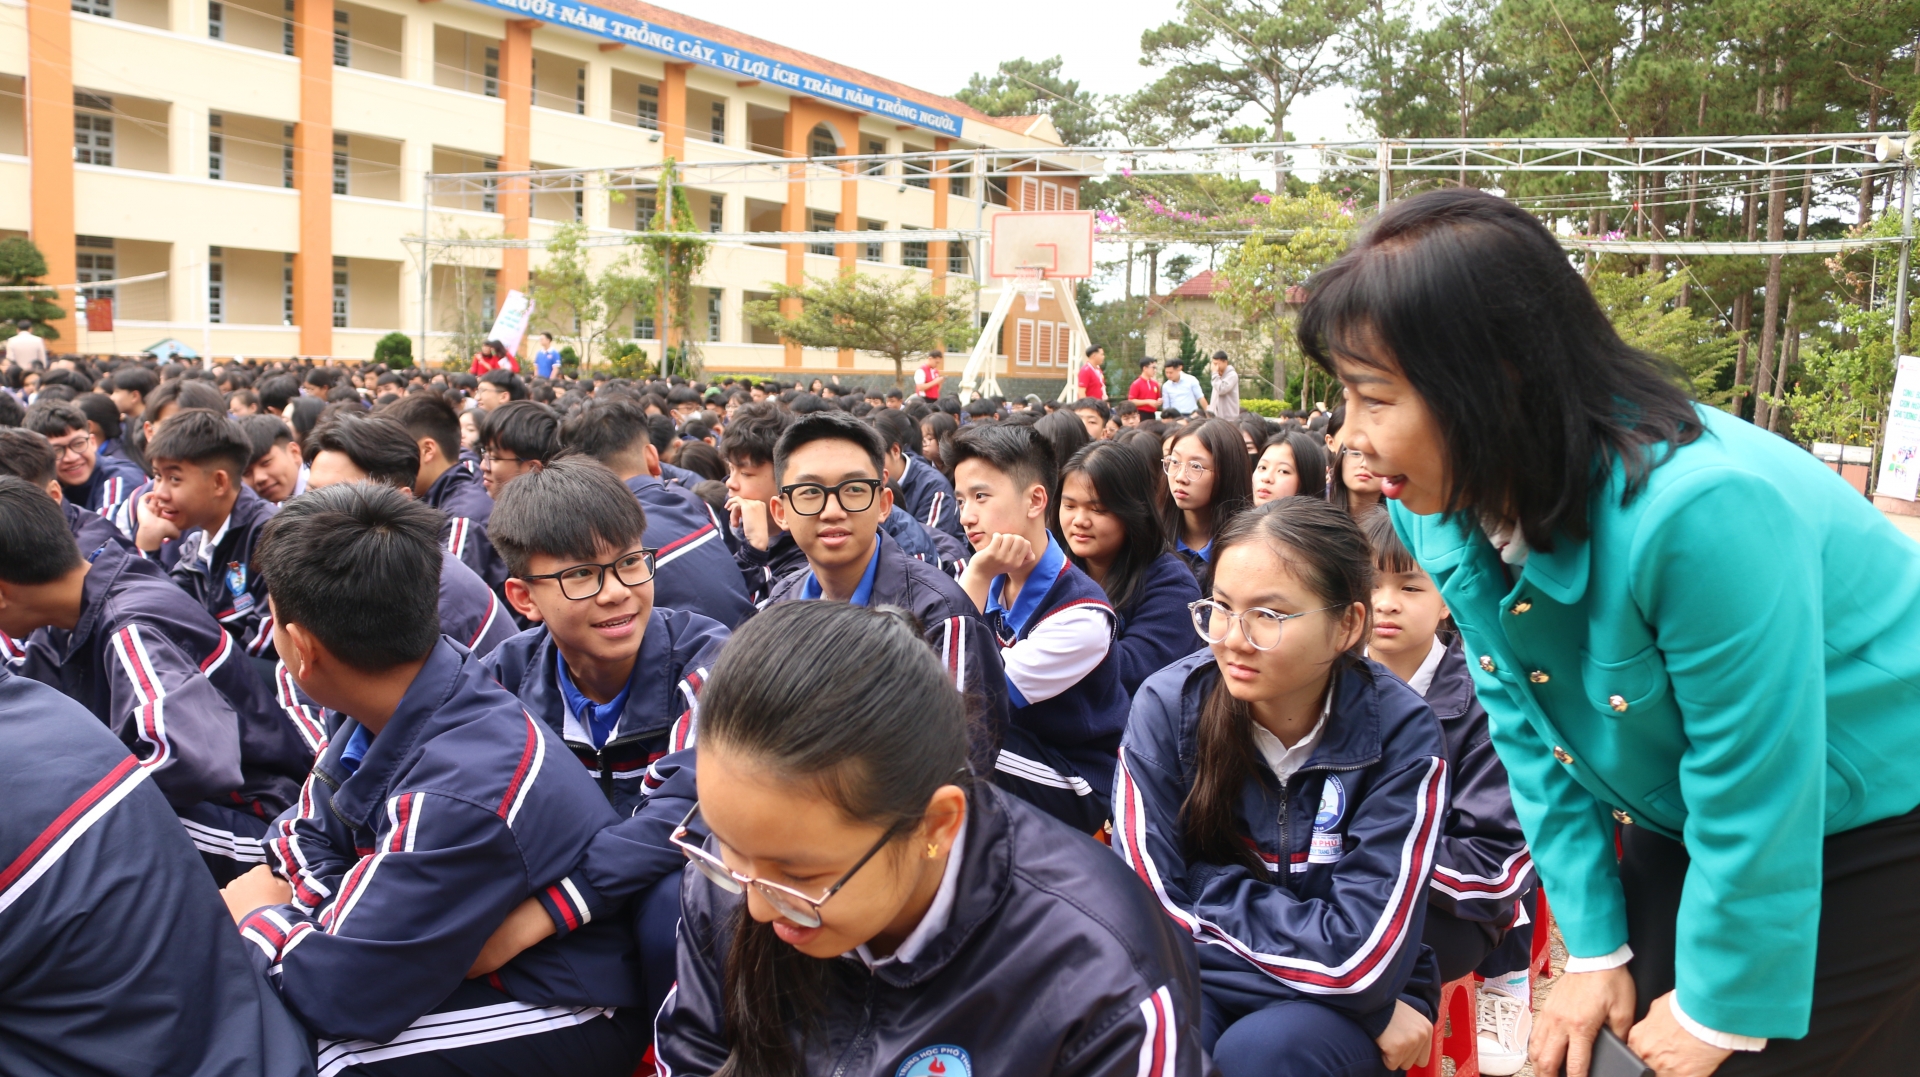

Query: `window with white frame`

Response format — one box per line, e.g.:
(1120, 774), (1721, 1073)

(809, 210), (836, 256)
(710, 102), (726, 143)
(484, 46), (499, 98)
(76, 236), (116, 303)
(1014, 318), (1034, 366)
(283, 125), (295, 187)
(862, 219), (884, 262)
(636, 83), (658, 130)
(332, 257), (348, 328)
(706, 290), (721, 342)
(208, 113), (223, 179)
(207, 1), (223, 39)
(74, 95), (113, 166)
(71, 0), (112, 16)
(333, 8), (350, 67)
(282, 0), (293, 55)
(482, 158), (497, 213)
(708, 194), (724, 233)
(208, 251), (225, 323)
(333, 132), (349, 195)
(282, 253), (293, 325)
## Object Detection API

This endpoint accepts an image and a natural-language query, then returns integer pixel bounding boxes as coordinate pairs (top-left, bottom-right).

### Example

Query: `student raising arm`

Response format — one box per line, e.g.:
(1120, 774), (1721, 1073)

(1114, 498), (1448, 1077)
(656, 601), (1208, 1077)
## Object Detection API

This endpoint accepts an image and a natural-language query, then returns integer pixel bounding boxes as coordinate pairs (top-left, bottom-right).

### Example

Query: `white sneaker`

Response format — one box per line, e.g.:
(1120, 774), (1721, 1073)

(1476, 988), (1531, 1076)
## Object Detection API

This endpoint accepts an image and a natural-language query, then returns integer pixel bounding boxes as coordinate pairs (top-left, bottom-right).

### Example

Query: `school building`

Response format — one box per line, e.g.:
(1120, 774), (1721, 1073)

(0, 0), (1089, 376)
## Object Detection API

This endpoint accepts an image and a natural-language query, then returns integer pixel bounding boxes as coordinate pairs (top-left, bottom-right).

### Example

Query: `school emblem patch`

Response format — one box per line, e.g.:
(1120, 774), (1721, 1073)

(896, 1045), (972, 1077)
(1309, 775), (1347, 864)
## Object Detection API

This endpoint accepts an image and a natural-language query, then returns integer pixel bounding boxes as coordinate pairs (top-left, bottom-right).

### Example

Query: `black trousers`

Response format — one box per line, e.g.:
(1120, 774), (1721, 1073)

(332, 981), (650, 1077)
(1619, 804), (1920, 1076)
(1422, 906), (1535, 985)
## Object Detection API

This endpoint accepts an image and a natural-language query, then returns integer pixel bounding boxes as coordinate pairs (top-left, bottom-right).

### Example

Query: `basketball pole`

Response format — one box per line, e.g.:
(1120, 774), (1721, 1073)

(958, 284), (1017, 403)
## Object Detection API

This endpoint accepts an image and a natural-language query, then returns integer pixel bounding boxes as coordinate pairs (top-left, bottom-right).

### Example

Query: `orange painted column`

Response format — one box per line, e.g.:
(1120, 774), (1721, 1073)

(25, 0), (76, 344)
(291, 0), (335, 356)
(779, 104), (811, 369)
(930, 137), (950, 297)
(658, 62), (688, 359)
(497, 19), (537, 298)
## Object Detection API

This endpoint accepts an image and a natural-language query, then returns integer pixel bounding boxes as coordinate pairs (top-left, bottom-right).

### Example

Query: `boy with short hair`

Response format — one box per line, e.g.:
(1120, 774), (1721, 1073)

(0, 476), (309, 881)
(237, 413), (308, 504)
(1127, 357), (1163, 417)
(0, 426), (134, 554)
(478, 400), (558, 499)
(476, 460), (729, 1018)
(719, 401), (807, 601)
(474, 367), (528, 412)
(763, 411), (1008, 771)
(24, 399), (145, 516)
(224, 483), (645, 1074)
(558, 396), (752, 627)
(951, 423), (1125, 831)
(1071, 396), (1114, 440)
(383, 392), (509, 594)
(141, 409), (279, 660)
(109, 365), (158, 420)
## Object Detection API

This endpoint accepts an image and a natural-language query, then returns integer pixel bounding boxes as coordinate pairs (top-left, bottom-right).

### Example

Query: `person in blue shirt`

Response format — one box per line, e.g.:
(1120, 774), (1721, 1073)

(1159, 357), (1206, 418)
(1051, 439), (1202, 694)
(951, 423), (1126, 833)
(531, 332), (563, 380)
(1164, 417), (1254, 579)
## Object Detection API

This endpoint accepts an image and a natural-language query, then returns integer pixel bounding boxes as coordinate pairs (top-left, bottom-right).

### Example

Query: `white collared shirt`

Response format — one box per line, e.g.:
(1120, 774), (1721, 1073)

(1249, 694), (1330, 787)
(852, 814), (968, 970)
(197, 512), (235, 569)
(1404, 637), (1448, 698)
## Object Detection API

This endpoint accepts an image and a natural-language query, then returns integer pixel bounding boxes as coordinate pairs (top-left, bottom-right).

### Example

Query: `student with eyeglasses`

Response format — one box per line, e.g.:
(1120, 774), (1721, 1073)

(467, 458), (729, 1027)
(1115, 498), (1449, 1077)
(762, 411), (1008, 775)
(1163, 418), (1254, 580)
(655, 600), (1208, 1077)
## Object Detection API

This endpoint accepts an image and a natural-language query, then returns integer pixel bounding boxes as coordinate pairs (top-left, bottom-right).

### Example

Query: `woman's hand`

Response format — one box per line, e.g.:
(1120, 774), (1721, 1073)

(1629, 994), (1733, 1077)
(1375, 998), (1433, 1071)
(1531, 965), (1635, 1077)
(468, 897), (557, 978)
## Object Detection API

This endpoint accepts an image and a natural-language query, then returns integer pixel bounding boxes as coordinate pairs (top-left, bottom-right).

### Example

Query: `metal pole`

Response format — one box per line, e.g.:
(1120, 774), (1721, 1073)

(1378, 141), (1391, 209)
(660, 162), (673, 379)
(419, 171), (431, 368)
(1896, 162), (1914, 356)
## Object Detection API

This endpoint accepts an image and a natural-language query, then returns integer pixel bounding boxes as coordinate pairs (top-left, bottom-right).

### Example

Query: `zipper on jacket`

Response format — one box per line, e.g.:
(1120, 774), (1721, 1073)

(827, 974), (877, 1077)
(582, 728), (666, 801)
(310, 765), (357, 831)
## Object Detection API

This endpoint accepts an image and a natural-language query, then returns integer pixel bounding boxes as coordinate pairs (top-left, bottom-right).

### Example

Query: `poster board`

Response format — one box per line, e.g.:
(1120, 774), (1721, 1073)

(1876, 354), (1920, 501)
(486, 290), (534, 359)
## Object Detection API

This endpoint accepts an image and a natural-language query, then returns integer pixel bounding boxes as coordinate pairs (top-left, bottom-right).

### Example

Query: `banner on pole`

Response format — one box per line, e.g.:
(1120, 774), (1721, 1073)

(1876, 354), (1920, 501)
(486, 290), (534, 359)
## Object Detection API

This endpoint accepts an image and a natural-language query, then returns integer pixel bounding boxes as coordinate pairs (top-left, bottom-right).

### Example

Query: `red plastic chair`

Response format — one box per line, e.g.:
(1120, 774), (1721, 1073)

(1408, 975), (1480, 1077)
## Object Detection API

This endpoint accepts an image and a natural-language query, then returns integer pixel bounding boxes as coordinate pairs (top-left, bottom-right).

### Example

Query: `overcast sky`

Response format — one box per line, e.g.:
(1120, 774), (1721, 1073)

(666, 0), (1362, 145)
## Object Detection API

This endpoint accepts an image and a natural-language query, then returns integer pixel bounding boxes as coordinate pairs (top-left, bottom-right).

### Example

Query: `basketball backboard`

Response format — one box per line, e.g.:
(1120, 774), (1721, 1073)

(990, 211), (1095, 279)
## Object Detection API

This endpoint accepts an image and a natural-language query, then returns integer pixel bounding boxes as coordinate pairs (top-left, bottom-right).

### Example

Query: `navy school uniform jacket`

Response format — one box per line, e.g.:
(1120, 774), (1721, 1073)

(421, 460), (510, 594)
(881, 504), (945, 563)
(625, 472), (754, 628)
(767, 531), (1011, 776)
(660, 461), (702, 489)
(1421, 633), (1536, 923)
(65, 497), (138, 554)
(246, 638), (641, 1051)
(1114, 653), (1448, 1033)
(168, 484), (278, 659)
(985, 537), (1128, 802)
(657, 781), (1211, 1077)
(108, 477), (182, 571)
(1110, 550), (1205, 696)
(275, 553), (518, 755)
(61, 449), (146, 516)
(0, 667), (316, 1077)
(481, 607), (726, 935)
(896, 450), (967, 547)
(730, 520), (809, 604)
(16, 540), (309, 825)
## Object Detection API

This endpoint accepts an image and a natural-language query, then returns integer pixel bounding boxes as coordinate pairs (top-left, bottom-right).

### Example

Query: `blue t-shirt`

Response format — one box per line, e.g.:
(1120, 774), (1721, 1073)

(1161, 375), (1204, 416)
(800, 543), (882, 606)
(557, 660), (634, 750)
(533, 348), (562, 379)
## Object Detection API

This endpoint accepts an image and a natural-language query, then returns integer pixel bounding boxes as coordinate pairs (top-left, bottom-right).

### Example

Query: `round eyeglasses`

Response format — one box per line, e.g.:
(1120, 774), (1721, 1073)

(516, 548), (657, 601)
(670, 802), (899, 928)
(780, 478), (881, 516)
(1188, 599), (1343, 651)
(1163, 455), (1211, 479)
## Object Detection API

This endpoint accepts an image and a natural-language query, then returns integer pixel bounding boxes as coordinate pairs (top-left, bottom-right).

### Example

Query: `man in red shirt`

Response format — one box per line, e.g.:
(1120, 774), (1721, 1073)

(1077, 345), (1107, 402)
(914, 349), (946, 401)
(1126, 357), (1162, 418)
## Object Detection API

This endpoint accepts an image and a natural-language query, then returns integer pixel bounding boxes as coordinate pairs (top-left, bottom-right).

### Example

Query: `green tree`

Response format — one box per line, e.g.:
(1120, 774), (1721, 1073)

(1780, 302), (1894, 450)
(1134, 0), (1364, 181)
(0, 237), (65, 340)
(1588, 269), (1737, 404)
(531, 221), (653, 374)
(634, 159), (709, 378)
(745, 273), (977, 386)
(956, 57), (1108, 146)
(1213, 188), (1355, 396)
(373, 331), (413, 366)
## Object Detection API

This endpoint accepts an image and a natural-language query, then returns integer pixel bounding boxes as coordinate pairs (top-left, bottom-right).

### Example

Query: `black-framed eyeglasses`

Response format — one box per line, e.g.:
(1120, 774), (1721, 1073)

(517, 548), (657, 600)
(670, 802), (899, 928)
(780, 478), (881, 516)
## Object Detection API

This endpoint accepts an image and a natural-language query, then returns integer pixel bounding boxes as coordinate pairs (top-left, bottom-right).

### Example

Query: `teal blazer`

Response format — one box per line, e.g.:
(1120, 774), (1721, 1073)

(1392, 405), (1920, 1038)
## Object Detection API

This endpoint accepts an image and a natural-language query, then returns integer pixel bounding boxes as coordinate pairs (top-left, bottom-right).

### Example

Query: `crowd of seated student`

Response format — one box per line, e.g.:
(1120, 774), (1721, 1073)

(0, 355), (1538, 1077)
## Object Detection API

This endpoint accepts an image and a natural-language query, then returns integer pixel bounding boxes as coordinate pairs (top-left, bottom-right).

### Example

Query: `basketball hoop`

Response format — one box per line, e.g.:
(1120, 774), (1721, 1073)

(1013, 266), (1046, 312)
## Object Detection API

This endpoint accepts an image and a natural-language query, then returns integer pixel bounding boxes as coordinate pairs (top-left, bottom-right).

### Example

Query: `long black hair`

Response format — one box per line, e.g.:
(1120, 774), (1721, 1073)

(1180, 498), (1373, 872)
(1168, 417), (1254, 542)
(919, 412), (959, 479)
(1050, 440), (1172, 613)
(700, 601), (970, 1077)
(1263, 429), (1328, 501)
(1297, 188), (1699, 550)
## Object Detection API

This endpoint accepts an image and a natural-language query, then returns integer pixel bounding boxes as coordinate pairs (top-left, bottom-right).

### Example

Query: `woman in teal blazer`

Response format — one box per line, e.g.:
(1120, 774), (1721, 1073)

(1295, 189), (1920, 1077)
